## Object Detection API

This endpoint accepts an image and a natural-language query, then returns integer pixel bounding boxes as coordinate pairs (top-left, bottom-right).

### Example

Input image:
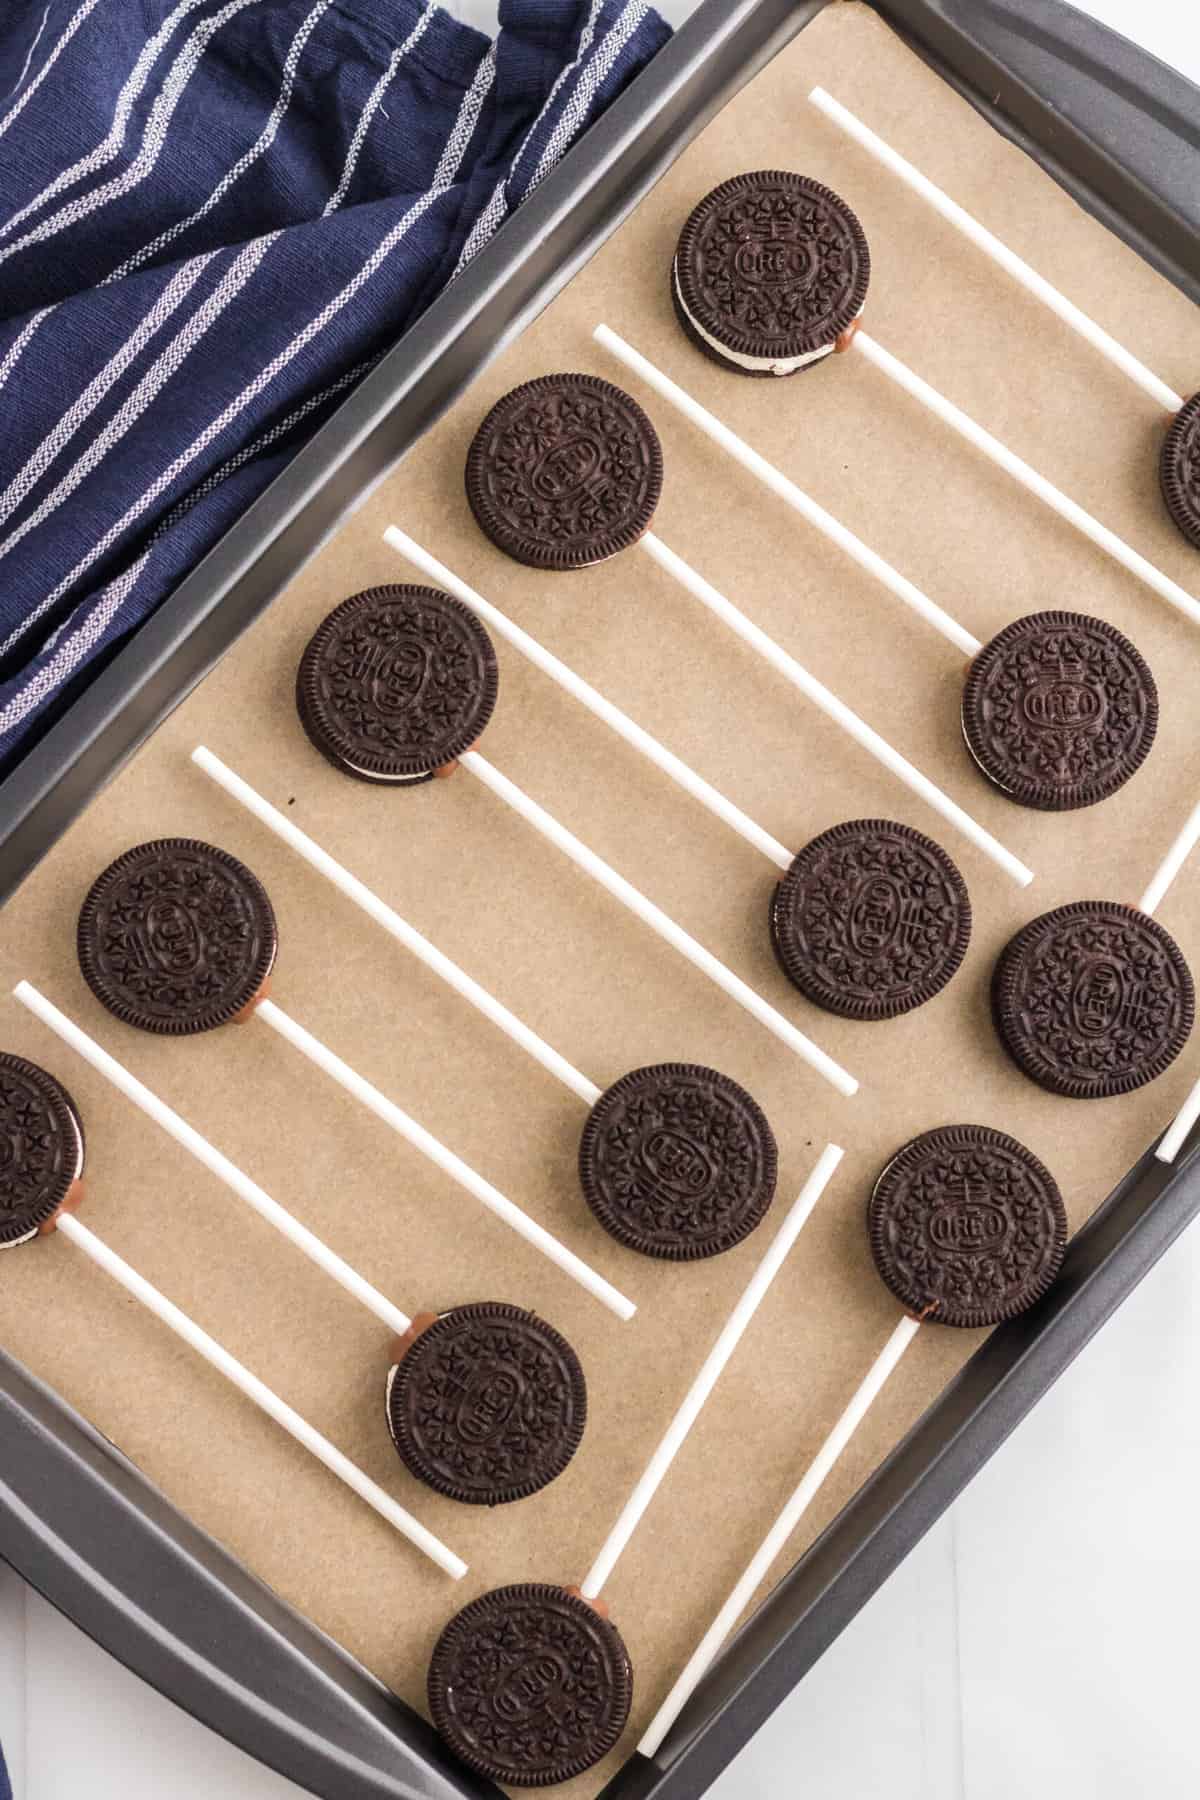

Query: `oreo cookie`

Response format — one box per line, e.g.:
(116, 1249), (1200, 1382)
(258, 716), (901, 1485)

(428, 1583), (632, 1786)
(1161, 390), (1200, 550)
(869, 1125), (1067, 1328)
(770, 820), (971, 1020)
(993, 901), (1194, 1098)
(297, 585), (498, 783)
(386, 1304), (586, 1506)
(78, 839), (278, 1035)
(672, 171), (870, 377)
(579, 1063), (776, 1260)
(465, 373), (663, 570)
(962, 611), (1157, 811)
(0, 1055), (85, 1249)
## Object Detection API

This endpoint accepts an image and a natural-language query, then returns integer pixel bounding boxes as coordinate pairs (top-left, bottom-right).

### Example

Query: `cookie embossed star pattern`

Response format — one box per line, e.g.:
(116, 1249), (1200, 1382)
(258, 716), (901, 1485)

(1161, 390), (1200, 551)
(579, 1063), (777, 1260)
(771, 819), (971, 1018)
(0, 1054), (85, 1247)
(869, 1125), (1068, 1328)
(466, 374), (663, 569)
(962, 611), (1157, 811)
(298, 585), (498, 781)
(674, 171), (870, 370)
(78, 840), (278, 1035)
(387, 1304), (586, 1506)
(993, 901), (1194, 1098)
(428, 1584), (633, 1786)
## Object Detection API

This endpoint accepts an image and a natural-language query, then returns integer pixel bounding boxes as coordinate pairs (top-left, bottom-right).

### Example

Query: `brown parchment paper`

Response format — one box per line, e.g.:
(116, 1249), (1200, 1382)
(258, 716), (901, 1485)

(3, 6), (1200, 1792)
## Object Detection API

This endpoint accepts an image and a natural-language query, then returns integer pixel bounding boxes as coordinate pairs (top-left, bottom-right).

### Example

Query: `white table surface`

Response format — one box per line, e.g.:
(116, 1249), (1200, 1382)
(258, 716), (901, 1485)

(4, 2), (1200, 1796)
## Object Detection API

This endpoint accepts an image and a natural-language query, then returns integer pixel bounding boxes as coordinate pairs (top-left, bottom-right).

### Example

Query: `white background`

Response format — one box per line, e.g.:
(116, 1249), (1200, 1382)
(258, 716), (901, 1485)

(4, 2), (1200, 1797)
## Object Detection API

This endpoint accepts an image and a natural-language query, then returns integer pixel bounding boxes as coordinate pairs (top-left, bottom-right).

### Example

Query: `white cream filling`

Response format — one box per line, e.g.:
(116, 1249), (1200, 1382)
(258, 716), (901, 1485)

(385, 1361), (400, 1449)
(959, 703), (1021, 796)
(673, 262), (862, 374)
(345, 759), (437, 784)
(1, 1102), (84, 1252)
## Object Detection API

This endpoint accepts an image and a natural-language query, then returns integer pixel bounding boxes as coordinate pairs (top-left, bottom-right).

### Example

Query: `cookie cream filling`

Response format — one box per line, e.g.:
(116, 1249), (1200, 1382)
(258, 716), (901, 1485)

(344, 761), (436, 783)
(1, 1103), (85, 1252)
(385, 1361), (400, 1448)
(959, 705), (1022, 796)
(673, 262), (861, 374)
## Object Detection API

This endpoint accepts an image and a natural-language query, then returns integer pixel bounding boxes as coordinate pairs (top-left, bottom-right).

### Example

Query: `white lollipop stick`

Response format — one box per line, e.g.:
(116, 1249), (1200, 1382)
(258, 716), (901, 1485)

(1157, 1079), (1200, 1164)
(640, 533), (1033, 888)
(382, 527), (794, 873)
(850, 330), (1200, 630)
(53, 1211), (466, 1579)
(580, 1142), (844, 1602)
(252, 998), (636, 1320)
(639, 1313), (920, 1757)
(1140, 798), (1200, 1165)
(808, 87), (1184, 414)
(1139, 796), (1200, 917)
(594, 323), (981, 657)
(14, 981), (412, 1337)
(457, 750), (858, 1097)
(191, 745), (602, 1108)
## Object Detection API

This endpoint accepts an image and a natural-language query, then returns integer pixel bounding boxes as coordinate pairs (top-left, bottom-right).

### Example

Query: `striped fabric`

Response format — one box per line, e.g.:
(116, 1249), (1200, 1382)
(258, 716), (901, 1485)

(0, 0), (669, 768)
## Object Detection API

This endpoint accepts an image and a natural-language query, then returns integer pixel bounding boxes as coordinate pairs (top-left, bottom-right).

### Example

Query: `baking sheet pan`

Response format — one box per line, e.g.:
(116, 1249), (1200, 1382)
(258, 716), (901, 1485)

(3, 4), (1200, 1799)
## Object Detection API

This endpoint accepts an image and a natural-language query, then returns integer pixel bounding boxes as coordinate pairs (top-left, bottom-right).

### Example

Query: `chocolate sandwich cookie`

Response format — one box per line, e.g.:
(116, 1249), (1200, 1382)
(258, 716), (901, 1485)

(1161, 390), (1200, 550)
(0, 1055), (86, 1249)
(297, 585), (498, 783)
(962, 611), (1157, 811)
(386, 1303), (586, 1506)
(579, 1063), (776, 1260)
(78, 839), (278, 1035)
(770, 819), (971, 1020)
(672, 171), (870, 378)
(465, 373), (663, 570)
(993, 901), (1194, 1099)
(429, 1582), (633, 1786)
(869, 1125), (1067, 1328)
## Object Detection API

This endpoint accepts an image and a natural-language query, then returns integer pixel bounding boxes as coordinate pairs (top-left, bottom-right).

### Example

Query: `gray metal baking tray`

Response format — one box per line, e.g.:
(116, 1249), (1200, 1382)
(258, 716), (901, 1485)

(2, 4), (1199, 1796)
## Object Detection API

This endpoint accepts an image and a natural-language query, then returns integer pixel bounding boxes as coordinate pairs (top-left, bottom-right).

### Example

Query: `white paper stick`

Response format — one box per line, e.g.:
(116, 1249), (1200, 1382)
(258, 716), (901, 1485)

(808, 87), (1184, 414)
(641, 533), (1033, 889)
(191, 746), (602, 1108)
(594, 323), (981, 658)
(1139, 796), (1200, 917)
(382, 527), (794, 874)
(14, 981), (412, 1338)
(1137, 803), (1200, 1163)
(580, 1143), (844, 1602)
(639, 1313), (921, 1757)
(458, 750), (859, 1097)
(253, 998), (636, 1321)
(53, 1212), (466, 1578)
(851, 330), (1200, 629)
(1157, 1074), (1200, 1164)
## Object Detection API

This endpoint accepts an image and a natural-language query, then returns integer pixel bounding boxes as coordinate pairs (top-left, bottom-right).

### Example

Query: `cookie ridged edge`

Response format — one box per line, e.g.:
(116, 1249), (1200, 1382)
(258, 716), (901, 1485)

(296, 585), (498, 782)
(386, 1302), (587, 1506)
(0, 1054), (86, 1246)
(992, 900), (1194, 1098)
(1160, 391), (1200, 551)
(868, 1123), (1067, 1328)
(674, 171), (870, 364)
(769, 818), (972, 1019)
(578, 1061), (778, 1261)
(961, 610), (1158, 813)
(77, 839), (278, 1036)
(464, 374), (663, 571)
(428, 1582), (633, 1788)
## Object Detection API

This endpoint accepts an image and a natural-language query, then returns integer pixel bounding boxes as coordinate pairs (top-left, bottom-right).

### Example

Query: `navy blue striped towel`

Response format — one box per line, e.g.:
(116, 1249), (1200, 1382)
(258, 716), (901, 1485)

(0, 0), (669, 766)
